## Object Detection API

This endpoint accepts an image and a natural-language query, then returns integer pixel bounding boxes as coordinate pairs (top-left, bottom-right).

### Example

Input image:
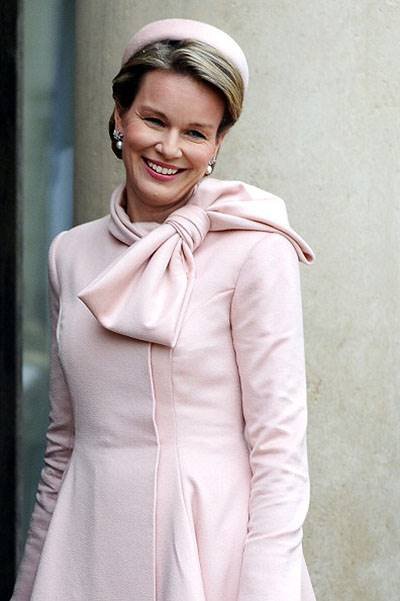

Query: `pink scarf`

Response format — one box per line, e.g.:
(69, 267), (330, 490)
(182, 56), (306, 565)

(77, 177), (315, 348)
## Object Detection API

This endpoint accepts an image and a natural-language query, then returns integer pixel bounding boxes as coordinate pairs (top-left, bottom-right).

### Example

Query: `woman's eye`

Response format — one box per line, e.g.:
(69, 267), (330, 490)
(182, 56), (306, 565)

(187, 130), (206, 140)
(145, 117), (164, 126)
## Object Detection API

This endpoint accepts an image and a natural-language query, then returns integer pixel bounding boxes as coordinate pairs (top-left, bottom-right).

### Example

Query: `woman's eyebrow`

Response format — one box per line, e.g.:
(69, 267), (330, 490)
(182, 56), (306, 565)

(139, 105), (214, 130)
(188, 121), (214, 131)
(139, 105), (167, 118)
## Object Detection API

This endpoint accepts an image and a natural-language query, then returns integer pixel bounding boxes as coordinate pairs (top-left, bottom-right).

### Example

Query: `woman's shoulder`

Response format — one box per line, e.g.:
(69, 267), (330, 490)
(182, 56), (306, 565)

(49, 214), (110, 253)
(224, 229), (299, 273)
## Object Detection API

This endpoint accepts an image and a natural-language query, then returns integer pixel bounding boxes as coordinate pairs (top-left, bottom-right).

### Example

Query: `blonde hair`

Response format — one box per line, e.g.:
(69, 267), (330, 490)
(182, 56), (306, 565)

(108, 39), (245, 159)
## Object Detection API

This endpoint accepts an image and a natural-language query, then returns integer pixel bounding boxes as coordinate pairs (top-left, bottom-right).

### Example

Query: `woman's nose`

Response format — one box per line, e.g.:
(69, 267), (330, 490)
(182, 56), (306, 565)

(154, 130), (183, 160)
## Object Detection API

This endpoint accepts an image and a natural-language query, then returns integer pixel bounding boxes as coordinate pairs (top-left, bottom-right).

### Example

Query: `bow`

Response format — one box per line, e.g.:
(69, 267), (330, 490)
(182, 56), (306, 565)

(77, 178), (315, 347)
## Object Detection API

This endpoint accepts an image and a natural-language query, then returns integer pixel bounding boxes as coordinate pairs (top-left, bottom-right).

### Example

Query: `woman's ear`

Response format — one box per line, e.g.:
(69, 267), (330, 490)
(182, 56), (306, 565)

(216, 128), (228, 149)
(214, 130), (227, 158)
(114, 104), (123, 131)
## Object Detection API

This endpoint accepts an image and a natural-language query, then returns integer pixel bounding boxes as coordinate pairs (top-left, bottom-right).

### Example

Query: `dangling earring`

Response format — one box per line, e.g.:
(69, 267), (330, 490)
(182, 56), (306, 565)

(113, 128), (124, 150)
(205, 157), (216, 176)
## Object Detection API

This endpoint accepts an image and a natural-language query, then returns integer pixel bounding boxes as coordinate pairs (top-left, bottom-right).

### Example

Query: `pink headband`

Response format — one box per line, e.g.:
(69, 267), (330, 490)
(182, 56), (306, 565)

(121, 18), (249, 92)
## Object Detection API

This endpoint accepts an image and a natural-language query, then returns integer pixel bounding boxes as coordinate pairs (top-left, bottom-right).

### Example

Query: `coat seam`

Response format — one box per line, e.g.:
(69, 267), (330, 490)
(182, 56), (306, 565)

(170, 348), (208, 599)
(229, 233), (274, 423)
(229, 232), (285, 322)
(148, 343), (161, 601)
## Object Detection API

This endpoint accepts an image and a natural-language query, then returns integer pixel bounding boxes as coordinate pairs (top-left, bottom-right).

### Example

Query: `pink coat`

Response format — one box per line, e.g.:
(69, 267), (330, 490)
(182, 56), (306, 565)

(11, 177), (317, 601)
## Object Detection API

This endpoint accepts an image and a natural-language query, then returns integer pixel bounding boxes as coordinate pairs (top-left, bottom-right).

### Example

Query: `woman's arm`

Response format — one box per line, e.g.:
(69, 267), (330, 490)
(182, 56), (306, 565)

(231, 232), (312, 601)
(11, 231), (75, 601)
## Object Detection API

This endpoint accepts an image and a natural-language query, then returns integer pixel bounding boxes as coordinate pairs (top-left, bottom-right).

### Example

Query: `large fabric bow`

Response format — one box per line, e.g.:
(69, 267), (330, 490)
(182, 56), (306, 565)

(77, 178), (315, 348)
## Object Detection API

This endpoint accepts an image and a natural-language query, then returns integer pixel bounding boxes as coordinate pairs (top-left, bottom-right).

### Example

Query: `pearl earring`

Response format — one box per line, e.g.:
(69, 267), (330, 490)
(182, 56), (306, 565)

(113, 128), (124, 150)
(205, 157), (217, 176)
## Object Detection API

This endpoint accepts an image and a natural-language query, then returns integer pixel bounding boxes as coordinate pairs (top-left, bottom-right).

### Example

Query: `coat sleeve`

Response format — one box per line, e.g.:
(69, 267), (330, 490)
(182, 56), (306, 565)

(11, 231), (75, 601)
(230, 232), (312, 601)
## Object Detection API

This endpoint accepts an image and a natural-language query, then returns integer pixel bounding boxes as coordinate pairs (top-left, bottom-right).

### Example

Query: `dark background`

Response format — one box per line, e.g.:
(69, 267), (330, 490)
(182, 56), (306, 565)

(0, 0), (19, 597)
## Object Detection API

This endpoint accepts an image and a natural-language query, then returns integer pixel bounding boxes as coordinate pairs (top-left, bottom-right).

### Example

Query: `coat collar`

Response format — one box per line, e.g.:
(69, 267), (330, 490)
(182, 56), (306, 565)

(77, 177), (315, 347)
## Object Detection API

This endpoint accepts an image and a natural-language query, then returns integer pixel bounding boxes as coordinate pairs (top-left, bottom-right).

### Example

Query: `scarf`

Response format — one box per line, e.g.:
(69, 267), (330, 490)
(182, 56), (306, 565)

(77, 177), (315, 348)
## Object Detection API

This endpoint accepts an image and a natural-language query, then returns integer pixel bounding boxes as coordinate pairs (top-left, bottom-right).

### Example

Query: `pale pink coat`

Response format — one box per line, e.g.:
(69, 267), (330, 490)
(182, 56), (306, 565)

(11, 177), (317, 601)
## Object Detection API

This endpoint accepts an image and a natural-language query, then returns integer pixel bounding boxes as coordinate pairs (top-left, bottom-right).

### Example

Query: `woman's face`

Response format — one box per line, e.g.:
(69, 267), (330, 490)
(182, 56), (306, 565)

(114, 69), (226, 219)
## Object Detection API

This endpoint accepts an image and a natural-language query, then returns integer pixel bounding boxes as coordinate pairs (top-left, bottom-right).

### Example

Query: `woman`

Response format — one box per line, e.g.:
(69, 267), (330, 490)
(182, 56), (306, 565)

(11, 18), (317, 601)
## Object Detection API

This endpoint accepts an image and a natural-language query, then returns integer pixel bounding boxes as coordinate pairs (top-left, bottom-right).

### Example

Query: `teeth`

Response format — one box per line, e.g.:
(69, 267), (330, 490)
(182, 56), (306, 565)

(147, 160), (178, 175)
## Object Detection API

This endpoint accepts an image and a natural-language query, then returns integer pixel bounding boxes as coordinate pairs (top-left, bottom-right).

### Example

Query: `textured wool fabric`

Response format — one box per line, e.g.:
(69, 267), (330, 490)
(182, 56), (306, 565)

(120, 18), (250, 91)
(10, 177), (317, 601)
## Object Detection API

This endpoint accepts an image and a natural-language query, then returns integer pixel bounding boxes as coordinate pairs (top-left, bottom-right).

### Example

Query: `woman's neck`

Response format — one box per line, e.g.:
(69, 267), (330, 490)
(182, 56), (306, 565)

(123, 183), (198, 223)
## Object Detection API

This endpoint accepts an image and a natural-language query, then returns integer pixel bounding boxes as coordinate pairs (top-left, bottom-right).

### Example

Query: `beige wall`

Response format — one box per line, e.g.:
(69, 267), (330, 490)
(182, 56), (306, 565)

(74, 3), (400, 600)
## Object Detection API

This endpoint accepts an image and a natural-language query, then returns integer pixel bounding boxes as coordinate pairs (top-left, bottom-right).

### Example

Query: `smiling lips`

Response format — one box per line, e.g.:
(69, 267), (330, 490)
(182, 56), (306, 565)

(143, 157), (184, 180)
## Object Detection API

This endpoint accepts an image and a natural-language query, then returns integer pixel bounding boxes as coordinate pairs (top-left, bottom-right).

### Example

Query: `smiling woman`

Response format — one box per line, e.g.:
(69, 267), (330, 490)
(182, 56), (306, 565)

(109, 36), (244, 222)
(113, 69), (226, 222)
(11, 18), (317, 601)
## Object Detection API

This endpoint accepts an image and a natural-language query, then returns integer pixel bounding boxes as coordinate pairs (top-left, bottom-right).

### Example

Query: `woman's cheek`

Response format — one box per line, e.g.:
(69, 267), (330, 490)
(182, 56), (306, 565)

(126, 123), (154, 149)
(189, 144), (213, 167)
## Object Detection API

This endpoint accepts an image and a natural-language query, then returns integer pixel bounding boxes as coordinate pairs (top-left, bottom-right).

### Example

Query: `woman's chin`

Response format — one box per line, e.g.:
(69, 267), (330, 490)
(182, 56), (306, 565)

(131, 172), (200, 207)
(131, 182), (191, 209)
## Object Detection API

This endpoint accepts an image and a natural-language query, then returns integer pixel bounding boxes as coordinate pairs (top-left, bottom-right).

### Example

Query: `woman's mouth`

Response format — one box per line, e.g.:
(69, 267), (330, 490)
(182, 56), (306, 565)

(142, 157), (185, 181)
